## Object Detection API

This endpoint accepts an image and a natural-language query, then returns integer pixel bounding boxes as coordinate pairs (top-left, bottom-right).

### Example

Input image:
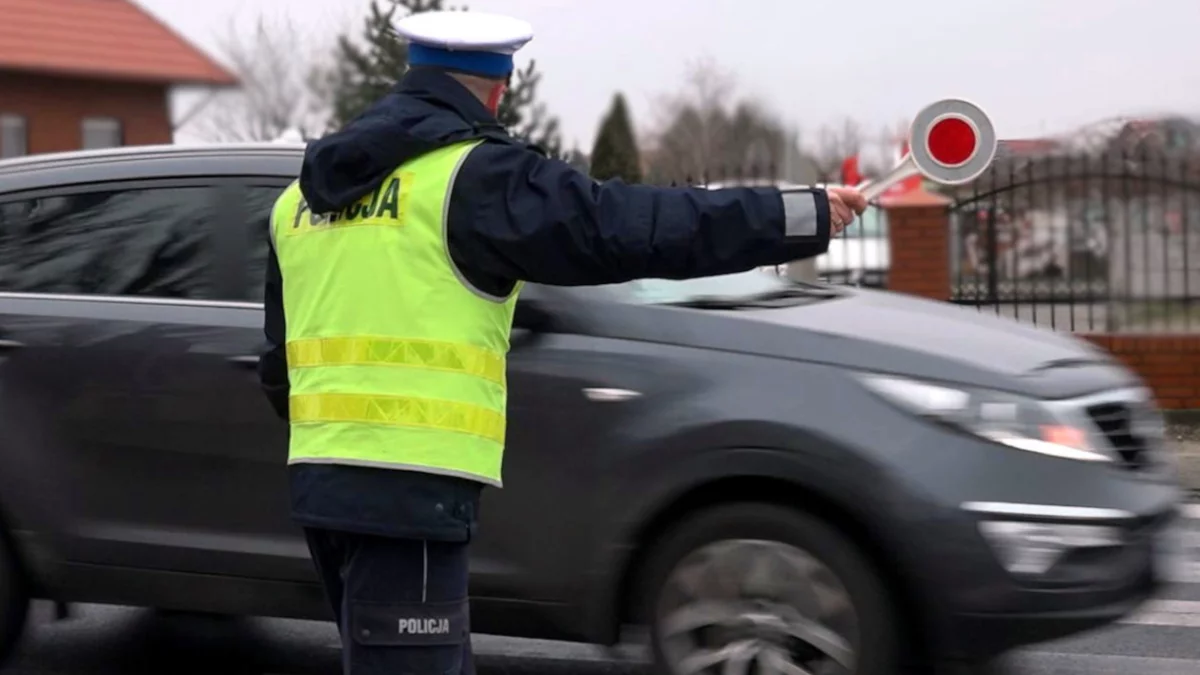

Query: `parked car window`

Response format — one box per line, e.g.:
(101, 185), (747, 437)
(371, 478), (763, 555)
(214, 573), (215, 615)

(841, 205), (887, 239)
(0, 187), (216, 299)
(243, 185), (287, 302)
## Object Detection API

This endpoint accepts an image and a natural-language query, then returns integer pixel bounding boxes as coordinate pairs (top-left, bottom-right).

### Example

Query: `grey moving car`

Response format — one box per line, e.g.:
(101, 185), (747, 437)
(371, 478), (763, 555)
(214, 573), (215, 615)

(0, 145), (1186, 675)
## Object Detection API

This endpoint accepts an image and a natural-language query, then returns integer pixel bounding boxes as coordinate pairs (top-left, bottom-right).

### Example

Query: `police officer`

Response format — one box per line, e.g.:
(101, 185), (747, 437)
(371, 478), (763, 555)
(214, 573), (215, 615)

(258, 10), (866, 675)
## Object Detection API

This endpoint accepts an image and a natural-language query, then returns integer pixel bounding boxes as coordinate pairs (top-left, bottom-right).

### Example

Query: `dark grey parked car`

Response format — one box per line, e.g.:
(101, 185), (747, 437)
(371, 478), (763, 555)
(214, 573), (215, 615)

(0, 145), (1186, 675)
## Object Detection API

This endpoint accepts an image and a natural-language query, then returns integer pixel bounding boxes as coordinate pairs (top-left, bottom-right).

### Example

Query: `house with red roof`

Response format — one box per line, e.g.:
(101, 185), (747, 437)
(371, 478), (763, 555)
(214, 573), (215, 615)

(0, 0), (237, 158)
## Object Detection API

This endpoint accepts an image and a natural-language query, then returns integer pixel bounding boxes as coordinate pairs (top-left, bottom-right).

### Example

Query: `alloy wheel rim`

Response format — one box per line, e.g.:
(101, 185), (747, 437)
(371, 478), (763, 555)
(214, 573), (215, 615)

(656, 538), (859, 675)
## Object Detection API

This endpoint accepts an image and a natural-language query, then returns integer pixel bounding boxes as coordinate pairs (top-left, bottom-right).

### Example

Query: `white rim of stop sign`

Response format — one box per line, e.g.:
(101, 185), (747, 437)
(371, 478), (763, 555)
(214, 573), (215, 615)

(923, 113), (981, 169)
(906, 98), (997, 186)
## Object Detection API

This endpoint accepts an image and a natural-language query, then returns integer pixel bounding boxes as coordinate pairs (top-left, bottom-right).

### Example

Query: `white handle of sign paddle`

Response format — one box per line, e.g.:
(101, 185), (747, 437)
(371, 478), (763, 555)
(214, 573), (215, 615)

(854, 156), (922, 203)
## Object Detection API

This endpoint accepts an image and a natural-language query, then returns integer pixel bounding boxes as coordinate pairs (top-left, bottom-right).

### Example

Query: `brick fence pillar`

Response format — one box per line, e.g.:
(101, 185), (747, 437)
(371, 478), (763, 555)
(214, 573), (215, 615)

(882, 189), (953, 301)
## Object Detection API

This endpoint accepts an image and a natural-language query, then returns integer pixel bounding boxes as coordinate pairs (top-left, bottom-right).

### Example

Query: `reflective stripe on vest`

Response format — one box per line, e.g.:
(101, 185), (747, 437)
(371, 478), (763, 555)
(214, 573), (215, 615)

(270, 139), (519, 486)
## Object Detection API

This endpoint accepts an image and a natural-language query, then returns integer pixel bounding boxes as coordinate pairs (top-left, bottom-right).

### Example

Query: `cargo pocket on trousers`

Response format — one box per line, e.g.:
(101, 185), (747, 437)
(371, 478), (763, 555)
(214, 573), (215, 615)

(349, 599), (468, 675)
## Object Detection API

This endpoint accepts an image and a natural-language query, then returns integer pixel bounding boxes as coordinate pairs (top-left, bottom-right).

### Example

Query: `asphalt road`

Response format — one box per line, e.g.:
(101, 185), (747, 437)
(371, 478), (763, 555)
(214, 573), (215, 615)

(4, 512), (1200, 675)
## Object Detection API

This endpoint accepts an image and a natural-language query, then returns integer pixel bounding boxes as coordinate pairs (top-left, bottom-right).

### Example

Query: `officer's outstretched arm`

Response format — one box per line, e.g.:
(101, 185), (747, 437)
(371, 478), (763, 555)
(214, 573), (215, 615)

(447, 143), (832, 286)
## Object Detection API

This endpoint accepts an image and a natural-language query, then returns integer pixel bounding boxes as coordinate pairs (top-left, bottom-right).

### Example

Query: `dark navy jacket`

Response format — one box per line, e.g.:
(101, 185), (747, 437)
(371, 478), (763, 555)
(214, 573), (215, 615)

(259, 68), (834, 541)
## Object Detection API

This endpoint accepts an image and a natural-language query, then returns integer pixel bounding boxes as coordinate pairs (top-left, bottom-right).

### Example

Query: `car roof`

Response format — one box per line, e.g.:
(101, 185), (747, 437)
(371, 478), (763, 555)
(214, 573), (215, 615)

(0, 143), (306, 195)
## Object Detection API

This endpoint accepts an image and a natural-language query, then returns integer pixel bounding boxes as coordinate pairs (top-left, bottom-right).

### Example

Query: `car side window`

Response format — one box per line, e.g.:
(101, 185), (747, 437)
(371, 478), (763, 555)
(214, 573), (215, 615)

(243, 185), (287, 302)
(0, 186), (217, 298)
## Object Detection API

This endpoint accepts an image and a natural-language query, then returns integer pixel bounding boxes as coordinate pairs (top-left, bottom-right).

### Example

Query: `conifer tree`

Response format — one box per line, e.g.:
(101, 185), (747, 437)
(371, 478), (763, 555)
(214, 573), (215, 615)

(589, 93), (641, 183)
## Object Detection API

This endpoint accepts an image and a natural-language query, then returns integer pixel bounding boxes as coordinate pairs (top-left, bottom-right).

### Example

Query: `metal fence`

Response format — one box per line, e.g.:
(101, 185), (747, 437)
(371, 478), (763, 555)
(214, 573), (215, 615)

(667, 168), (889, 289)
(947, 149), (1200, 333)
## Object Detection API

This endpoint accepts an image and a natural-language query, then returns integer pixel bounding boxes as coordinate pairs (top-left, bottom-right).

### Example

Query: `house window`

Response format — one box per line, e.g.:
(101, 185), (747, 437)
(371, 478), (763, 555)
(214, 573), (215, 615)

(81, 117), (123, 150)
(0, 115), (27, 158)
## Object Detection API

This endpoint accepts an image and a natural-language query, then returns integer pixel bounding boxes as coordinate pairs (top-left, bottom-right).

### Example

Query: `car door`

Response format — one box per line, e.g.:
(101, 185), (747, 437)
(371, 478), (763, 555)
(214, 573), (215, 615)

(222, 181), (631, 599)
(0, 176), (303, 581)
(219, 181), (650, 609)
(467, 289), (646, 605)
(196, 178), (313, 582)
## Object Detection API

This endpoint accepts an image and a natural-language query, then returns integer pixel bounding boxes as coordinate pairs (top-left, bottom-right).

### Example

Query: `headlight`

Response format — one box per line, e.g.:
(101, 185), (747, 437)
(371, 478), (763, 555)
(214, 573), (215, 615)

(856, 374), (1112, 463)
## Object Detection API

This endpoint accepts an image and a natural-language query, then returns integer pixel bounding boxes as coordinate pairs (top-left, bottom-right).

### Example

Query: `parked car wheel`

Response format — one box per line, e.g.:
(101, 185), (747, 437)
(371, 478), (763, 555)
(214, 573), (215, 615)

(0, 532), (28, 665)
(638, 503), (899, 675)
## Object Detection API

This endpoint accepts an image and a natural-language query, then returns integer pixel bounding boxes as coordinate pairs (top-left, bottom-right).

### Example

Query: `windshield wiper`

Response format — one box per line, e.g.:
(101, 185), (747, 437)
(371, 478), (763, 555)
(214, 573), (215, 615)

(663, 286), (842, 309)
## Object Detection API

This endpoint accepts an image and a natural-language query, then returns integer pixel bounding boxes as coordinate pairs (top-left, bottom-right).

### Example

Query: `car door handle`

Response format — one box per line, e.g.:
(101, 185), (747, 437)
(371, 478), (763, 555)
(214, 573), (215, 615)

(583, 387), (641, 402)
(228, 354), (260, 368)
(0, 339), (23, 350)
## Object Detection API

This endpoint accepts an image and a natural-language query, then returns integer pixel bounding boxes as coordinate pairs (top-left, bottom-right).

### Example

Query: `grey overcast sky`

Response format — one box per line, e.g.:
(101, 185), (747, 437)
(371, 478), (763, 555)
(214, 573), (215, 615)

(137, 0), (1200, 151)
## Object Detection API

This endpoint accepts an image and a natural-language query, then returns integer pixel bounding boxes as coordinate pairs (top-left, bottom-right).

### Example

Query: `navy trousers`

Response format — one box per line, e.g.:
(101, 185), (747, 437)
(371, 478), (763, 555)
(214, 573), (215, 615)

(305, 528), (474, 675)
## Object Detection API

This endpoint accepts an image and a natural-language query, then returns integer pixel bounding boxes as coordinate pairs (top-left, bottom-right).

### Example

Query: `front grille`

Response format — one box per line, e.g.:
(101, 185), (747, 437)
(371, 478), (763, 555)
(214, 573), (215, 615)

(1084, 400), (1159, 471)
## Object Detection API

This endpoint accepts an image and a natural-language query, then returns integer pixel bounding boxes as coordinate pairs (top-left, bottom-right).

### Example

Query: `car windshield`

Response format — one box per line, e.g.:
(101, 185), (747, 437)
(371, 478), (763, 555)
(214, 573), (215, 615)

(598, 268), (821, 305)
(579, 201), (880, 306)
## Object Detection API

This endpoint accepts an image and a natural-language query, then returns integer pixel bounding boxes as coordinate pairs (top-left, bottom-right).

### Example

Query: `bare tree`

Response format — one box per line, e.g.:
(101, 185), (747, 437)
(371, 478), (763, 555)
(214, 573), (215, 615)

(851, 122), (905, 180)
(811, 117), (866, 183)
(885, 118), (910, 160)
(644, 58), (734, 181)
(644, 59), (799, 185)
(183, 14), (330, 143)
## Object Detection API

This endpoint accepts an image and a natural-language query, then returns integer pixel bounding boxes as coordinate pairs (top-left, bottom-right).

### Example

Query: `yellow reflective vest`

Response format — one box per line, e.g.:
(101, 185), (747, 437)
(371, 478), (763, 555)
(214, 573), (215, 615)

(270, 139), (519, 487)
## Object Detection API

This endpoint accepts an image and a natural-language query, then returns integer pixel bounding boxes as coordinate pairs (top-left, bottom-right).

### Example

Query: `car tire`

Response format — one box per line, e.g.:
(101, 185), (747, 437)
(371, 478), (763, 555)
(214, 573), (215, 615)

(0, 532), (28, 666)
(637, 502), (899, 675)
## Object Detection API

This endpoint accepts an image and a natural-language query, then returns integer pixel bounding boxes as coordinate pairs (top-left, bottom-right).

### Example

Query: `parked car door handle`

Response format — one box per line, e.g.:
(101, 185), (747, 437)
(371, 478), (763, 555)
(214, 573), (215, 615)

(0, 339), (23, 350)
(228, 354), (260, 368)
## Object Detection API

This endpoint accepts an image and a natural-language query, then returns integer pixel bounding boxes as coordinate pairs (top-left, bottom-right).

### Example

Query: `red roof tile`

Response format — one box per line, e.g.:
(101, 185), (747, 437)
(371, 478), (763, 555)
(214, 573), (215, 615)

(0, 0), (237, 86)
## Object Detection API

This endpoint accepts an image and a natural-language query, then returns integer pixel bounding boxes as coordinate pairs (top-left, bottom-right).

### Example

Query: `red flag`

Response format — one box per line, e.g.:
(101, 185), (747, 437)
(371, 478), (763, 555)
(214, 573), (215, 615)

(840, 155), (861, 185)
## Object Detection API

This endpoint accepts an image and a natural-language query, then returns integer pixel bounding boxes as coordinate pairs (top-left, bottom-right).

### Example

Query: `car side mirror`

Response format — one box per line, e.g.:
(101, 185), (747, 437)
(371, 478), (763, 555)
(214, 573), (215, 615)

(514, 299), (553, 332)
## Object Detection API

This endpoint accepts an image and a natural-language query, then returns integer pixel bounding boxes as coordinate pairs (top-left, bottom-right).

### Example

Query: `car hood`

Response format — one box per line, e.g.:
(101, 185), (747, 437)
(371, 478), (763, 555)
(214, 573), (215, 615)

(587, 286), (1124, 393)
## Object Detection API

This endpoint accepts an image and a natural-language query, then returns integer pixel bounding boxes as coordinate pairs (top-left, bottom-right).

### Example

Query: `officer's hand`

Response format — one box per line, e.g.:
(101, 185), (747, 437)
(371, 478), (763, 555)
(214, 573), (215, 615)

(827, 186), (868, 237)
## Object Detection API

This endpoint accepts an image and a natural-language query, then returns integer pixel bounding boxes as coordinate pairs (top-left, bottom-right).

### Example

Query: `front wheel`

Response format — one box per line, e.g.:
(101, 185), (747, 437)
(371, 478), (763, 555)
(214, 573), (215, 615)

(638, 503), (899, 675)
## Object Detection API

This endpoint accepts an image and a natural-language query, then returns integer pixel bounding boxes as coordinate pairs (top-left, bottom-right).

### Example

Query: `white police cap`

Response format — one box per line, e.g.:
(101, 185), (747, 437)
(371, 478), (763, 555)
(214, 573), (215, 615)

(395, 11), (534, 78)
